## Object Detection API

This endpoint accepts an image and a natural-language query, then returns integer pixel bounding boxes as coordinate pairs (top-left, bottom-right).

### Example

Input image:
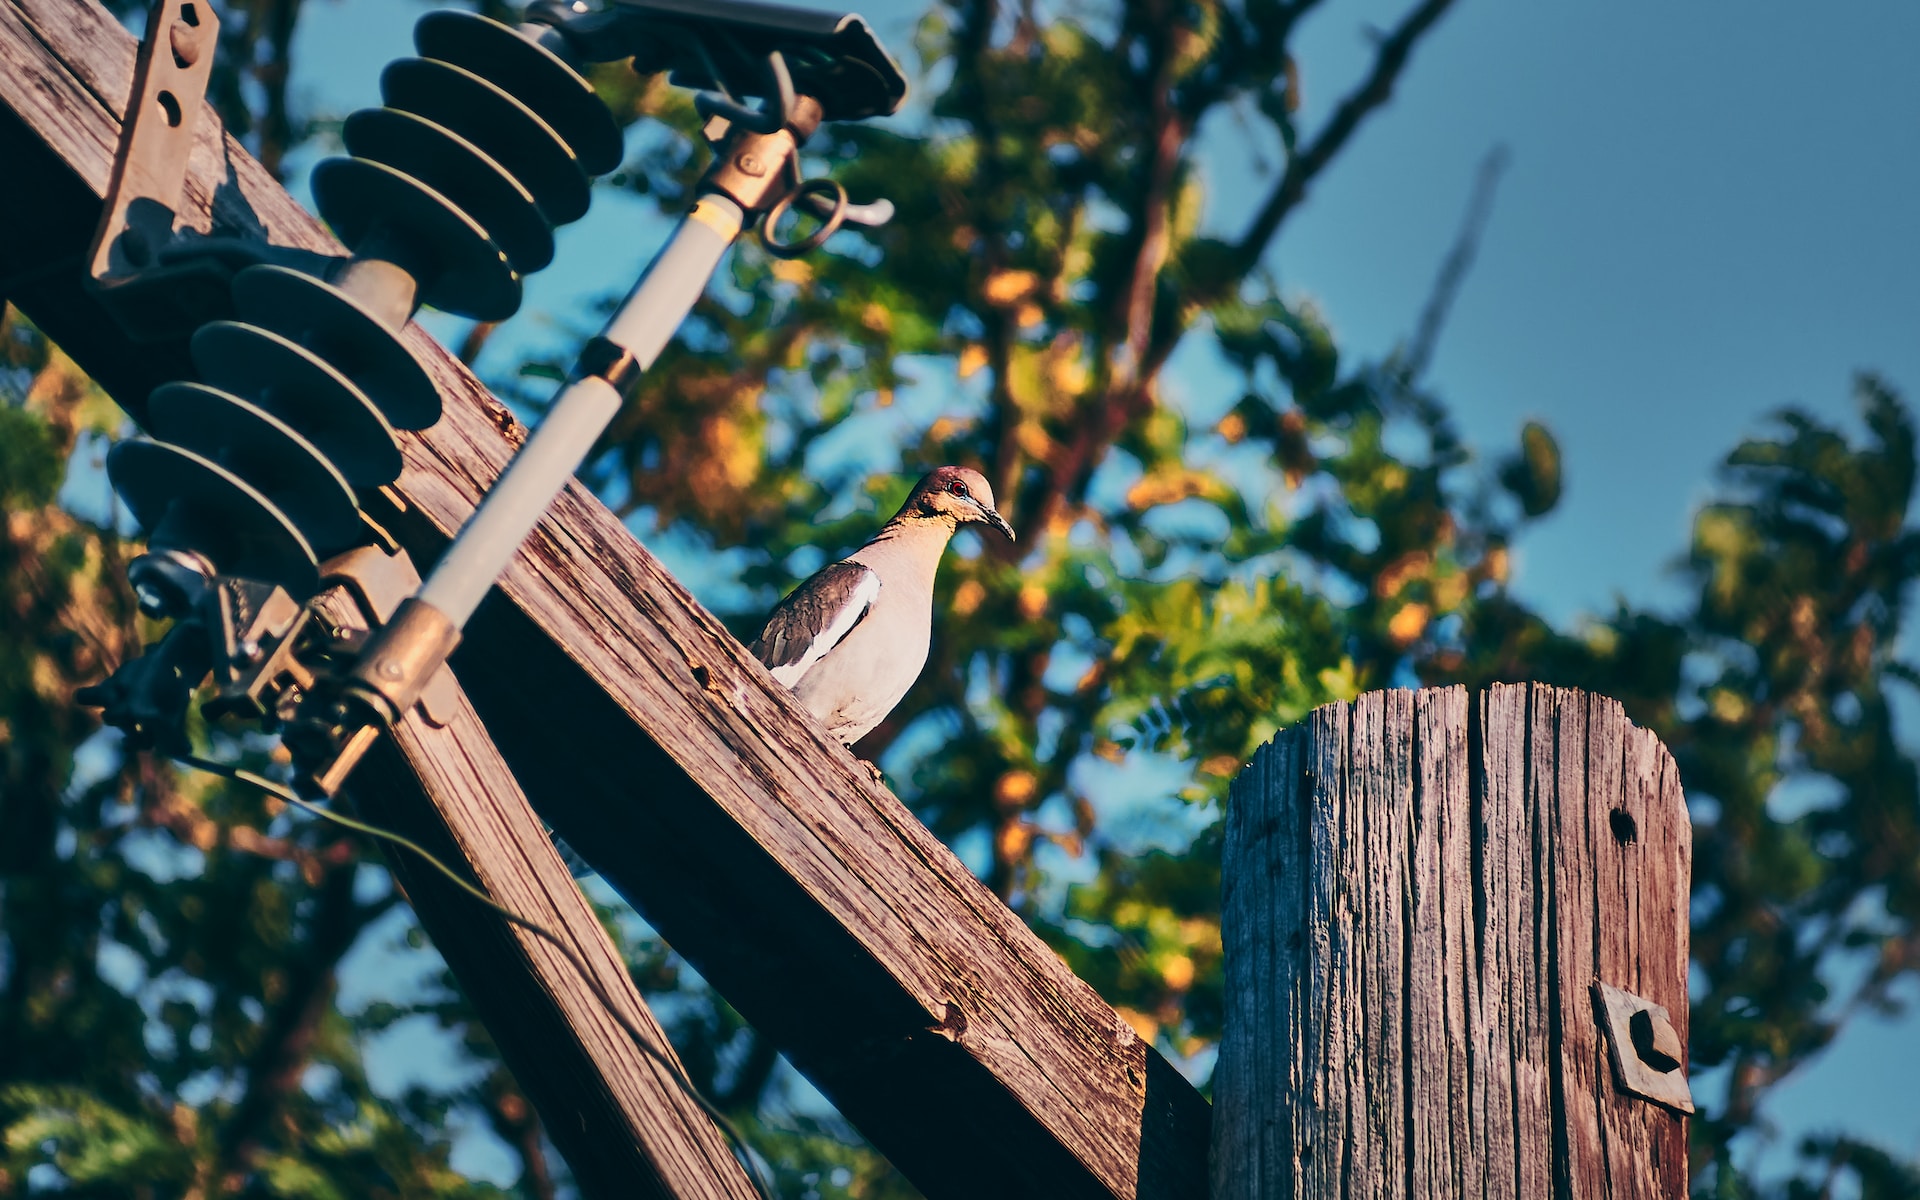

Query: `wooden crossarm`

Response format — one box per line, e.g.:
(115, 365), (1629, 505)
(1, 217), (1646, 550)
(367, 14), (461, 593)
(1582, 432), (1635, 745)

(0, 1), (1212, 1196)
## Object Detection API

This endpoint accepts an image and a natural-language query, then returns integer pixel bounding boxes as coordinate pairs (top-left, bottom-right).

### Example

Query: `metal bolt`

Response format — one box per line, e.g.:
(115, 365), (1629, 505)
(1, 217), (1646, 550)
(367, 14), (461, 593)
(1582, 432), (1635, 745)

(377, 659), (404, 681)
(1593, 980), (1694, 1112)
(736, 152), (767, 177)
(135, 582), (171, 618)
(238, 638), (262, 664)
(1629, 1007), (1683, 1074)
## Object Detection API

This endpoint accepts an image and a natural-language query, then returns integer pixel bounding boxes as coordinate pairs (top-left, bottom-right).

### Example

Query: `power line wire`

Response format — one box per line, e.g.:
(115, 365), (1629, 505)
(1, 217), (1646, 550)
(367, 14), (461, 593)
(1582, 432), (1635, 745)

(172, 751), (776, 1200)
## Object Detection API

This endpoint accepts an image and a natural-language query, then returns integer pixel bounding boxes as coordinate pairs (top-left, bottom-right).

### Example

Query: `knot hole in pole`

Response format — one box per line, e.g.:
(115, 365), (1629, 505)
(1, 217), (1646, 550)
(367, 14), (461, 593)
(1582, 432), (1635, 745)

(1609, 808), (1638, 844)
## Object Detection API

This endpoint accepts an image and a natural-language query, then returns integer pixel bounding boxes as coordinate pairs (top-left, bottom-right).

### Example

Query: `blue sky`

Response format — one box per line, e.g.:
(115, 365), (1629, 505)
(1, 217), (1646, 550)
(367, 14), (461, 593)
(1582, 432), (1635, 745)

(285, 0), (1920, 1186)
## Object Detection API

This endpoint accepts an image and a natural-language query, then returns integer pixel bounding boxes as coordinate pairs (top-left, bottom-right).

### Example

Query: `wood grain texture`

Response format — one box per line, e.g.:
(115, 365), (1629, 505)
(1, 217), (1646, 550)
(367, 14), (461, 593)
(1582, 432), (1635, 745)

(0, 4), (1211, 1196)
(351, 684), (761, 1200)
(1214, 685), (1689, 1199)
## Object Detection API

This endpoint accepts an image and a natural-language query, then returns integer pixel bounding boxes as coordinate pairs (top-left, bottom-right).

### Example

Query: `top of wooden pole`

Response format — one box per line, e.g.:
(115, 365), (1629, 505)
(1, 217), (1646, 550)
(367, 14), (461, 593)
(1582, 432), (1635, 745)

(1213, 685), (1691, 1200)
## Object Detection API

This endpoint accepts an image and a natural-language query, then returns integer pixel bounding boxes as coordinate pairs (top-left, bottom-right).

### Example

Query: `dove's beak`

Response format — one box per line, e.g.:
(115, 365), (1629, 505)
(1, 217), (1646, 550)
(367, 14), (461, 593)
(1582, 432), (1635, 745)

(980, 505), (1015, 541)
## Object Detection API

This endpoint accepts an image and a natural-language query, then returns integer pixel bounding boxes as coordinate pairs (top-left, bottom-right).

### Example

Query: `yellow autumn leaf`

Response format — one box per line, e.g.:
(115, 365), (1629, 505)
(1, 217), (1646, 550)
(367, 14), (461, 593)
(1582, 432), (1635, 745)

(1373, 550), (1432, 599)
(1125, 468), (1215, 511)
(1482, 544), (1511, 585)
(995, 819), (1033, 863)
(995, 770), (1038, 810)
(952, 578), (986, 615)
(1048, 354), (1088, 395)
(1200, 754), (1240, 778)
(1017, 584), (1048, 621)
(1387, 602), (1430, 647)
(983, 269), (1041, 305)
(1015, 420), (1059, 460)
(1115, 1006), (1158, 1042)
(1179, 917), (1222, 955)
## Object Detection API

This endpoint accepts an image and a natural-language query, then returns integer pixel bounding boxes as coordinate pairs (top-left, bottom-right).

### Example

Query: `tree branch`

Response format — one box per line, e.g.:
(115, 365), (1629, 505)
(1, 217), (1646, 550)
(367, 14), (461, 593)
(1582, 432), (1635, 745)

(718, 1029), (780, 1113)
(1108, 7), (1189, 396)
(1403, 143), (1508, 380)
(484, 1069), (558, 1200)
(213, 859), (390, 1193)
(1234, 0), (1460, 263)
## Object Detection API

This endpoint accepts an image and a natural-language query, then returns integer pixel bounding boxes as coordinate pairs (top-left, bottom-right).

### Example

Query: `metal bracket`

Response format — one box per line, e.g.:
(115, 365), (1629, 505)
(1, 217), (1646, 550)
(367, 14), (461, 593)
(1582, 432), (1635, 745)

(532, 0), (907, 123)
(81, 544), (456, 755)
(314, 545), (459, 729)
(85, 0), (230, 340)
(201, 576), (313, 725)
(1592, 980), (1694, 1114)
(84, 0), (344, 341)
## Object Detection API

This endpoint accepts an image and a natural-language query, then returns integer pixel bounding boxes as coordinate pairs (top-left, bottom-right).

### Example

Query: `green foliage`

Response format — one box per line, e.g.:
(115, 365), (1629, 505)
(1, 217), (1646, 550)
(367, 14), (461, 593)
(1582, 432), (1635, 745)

(1776, 1135), (1920, 1200)
(0, 314), (525, 1198)
(1603, 378), (1920, 1192)
(1500, 420), (1562, 518)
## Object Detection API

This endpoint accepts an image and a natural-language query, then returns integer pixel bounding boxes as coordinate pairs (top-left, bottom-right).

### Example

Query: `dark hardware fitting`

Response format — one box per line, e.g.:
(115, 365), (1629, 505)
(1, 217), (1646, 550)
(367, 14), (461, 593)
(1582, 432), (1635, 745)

(82, 0), (906, 801)
(526, 0), (907, 125)
(78, 545), (455, 760)
(1593, 980), (1695, 1114)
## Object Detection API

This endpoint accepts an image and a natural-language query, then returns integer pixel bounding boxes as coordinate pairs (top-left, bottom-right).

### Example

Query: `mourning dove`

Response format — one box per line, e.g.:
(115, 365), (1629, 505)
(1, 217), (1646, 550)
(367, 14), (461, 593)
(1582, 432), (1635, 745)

(752, 466), (1014, 745)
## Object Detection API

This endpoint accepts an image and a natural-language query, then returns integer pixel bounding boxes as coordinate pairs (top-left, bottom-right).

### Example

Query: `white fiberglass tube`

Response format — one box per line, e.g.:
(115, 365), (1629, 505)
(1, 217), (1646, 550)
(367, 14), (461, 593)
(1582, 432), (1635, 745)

(416, 194), (745, 628)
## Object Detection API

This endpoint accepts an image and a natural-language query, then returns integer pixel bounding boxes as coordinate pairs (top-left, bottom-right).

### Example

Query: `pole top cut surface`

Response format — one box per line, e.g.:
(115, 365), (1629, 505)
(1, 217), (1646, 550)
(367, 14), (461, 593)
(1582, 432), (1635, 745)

(1213, 684), (1691, 1200)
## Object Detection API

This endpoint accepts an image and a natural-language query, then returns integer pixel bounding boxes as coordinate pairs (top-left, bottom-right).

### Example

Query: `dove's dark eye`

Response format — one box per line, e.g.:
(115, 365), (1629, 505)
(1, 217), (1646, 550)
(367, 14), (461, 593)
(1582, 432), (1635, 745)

(949, 480), (970, 497)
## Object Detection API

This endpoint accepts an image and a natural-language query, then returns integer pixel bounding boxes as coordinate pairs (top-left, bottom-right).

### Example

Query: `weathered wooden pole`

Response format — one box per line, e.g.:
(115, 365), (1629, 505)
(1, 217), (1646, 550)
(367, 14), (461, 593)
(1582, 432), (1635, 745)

(1213, 684), (1692, 1198)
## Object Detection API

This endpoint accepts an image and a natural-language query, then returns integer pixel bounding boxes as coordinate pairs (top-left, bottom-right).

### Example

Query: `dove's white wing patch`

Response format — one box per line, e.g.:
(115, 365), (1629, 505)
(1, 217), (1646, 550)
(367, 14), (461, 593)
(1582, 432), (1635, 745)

(752, 562), (882, 688)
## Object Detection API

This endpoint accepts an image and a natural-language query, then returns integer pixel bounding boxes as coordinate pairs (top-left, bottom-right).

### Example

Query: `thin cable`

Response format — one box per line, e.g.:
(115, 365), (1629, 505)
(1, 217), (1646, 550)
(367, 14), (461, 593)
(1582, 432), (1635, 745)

(172, 752), (775, 1200)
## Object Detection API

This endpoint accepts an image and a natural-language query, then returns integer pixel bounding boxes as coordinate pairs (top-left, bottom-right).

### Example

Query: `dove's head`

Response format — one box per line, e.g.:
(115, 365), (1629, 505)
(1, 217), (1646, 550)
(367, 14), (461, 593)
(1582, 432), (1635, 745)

(903, 466), (1015, 541)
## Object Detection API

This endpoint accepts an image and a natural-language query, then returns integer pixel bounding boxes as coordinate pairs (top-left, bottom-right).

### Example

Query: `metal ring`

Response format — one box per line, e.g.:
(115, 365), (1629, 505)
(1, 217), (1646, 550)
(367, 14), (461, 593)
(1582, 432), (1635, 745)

(761, 178), (848, 259)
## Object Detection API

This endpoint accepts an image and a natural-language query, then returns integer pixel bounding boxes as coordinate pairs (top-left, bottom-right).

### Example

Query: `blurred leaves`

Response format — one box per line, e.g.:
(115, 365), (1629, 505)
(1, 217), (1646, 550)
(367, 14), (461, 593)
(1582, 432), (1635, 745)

(1500, 420), (1562, 518)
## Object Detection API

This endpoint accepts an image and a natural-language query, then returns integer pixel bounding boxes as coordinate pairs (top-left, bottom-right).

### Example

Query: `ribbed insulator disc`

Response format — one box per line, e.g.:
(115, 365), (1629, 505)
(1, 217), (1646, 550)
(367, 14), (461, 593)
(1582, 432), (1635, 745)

(191, 321), (404, 487)
(413, 10), (623, 177)
(108, 439), (319, 595)
(231, 265), (441, 431)
(310, 157), (520, 322)
(382, 57), (590, 225)
(147, 382), (363, 554)
(344, 108), (555, 274)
